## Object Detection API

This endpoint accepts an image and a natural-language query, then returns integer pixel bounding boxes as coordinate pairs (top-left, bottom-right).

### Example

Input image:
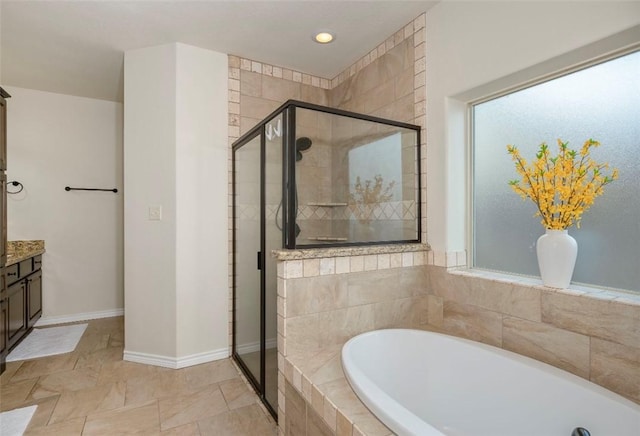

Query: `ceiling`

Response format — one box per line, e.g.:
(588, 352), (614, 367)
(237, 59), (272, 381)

(1, 1), (438, 102)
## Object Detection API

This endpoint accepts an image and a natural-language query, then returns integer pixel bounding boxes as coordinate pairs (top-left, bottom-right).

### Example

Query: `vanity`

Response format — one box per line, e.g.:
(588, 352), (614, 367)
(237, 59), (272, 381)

(2, 240), (44, 352)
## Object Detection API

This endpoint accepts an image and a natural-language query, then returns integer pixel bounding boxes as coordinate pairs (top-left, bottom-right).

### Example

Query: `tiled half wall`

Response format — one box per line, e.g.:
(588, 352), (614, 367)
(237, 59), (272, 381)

(276, 245), (432, 436)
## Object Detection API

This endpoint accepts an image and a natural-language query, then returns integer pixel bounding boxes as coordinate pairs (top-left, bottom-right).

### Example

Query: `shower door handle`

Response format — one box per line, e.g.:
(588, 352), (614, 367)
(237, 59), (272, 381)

(257, 251), (262, 270)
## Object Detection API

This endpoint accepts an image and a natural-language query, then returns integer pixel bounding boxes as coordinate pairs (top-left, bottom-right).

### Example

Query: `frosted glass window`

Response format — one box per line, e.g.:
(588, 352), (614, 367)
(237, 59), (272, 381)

(473, 50), (640, 292)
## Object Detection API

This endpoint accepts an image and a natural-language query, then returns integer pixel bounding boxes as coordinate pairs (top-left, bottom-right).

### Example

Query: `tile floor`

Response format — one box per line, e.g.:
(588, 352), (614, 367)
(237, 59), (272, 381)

(0, 317), (277, 435)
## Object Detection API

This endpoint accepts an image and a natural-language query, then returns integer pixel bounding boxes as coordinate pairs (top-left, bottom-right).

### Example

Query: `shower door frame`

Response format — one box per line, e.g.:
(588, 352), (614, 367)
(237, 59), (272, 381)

(232, 110), (287, 420)
(282, 100), (421, 249)
(232, 100), (422, 420)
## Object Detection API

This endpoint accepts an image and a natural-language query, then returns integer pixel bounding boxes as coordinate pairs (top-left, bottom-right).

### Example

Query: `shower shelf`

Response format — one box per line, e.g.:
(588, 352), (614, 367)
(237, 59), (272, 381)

(307, 236), (348, 242)
(307, 202), (348, 207)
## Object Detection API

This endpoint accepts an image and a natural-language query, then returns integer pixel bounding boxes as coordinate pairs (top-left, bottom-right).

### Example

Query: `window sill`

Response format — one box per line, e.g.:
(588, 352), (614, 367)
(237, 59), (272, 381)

(447, 267), (640, 308)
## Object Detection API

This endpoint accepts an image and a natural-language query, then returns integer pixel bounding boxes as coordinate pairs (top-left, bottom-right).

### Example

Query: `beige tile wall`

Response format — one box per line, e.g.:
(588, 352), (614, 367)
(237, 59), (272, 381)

(277, 249), (430, 435)
(227, 13), (428, 354)
(227, 54), (332, 352)
(227, 13), (430, 434)
(328, 35), (419, 242)
(426, 267), (640, 404)
(284, 379), (334, 436)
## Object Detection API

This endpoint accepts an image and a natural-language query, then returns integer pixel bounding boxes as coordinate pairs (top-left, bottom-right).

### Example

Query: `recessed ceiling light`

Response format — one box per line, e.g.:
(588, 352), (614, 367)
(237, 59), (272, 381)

(314, 31), (335, 44)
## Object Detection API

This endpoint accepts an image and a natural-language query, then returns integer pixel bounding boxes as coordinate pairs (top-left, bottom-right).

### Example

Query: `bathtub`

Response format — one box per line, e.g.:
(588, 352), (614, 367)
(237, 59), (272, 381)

(342, 329), (640, 436)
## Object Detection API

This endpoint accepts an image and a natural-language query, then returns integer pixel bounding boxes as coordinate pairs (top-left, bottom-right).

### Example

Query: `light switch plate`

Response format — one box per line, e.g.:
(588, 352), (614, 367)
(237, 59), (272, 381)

(149, 205), (162, 221)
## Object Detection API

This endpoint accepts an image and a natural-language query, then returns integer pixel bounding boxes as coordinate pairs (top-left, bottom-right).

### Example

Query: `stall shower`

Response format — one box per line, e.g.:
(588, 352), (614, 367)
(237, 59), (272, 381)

(232, 100), (420, 417)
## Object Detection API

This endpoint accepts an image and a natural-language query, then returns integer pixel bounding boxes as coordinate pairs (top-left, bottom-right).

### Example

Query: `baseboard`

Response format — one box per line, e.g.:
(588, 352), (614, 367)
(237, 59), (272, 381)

(35, 308), (124, 327)
(123, 348), (230, 369)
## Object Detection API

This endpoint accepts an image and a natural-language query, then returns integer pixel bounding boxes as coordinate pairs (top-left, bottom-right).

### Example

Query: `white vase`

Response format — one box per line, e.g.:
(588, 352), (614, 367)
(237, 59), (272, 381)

(536, 229), (578, 288)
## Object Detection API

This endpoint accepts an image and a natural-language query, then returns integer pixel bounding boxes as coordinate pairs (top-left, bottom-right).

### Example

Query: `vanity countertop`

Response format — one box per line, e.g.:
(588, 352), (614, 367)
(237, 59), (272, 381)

(7, 240), (45, 266)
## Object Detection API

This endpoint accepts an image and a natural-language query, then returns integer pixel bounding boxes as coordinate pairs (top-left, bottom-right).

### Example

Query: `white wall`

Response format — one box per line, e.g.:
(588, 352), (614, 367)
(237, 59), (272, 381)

(5, 86), (123, 321)
(124, 44), (178, 358)
(124, 43), (229, 366)
(425, 1), (640, 255)
(175, 44), (229, 358)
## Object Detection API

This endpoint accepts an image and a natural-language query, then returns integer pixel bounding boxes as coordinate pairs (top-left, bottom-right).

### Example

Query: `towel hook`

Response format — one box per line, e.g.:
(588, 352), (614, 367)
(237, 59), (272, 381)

(7, 181), (24, 194)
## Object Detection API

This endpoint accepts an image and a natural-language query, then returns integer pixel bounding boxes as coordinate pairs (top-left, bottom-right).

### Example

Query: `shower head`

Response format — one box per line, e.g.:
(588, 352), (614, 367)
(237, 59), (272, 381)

(296, 137), (312, 151)
(295, 137), (313, 162)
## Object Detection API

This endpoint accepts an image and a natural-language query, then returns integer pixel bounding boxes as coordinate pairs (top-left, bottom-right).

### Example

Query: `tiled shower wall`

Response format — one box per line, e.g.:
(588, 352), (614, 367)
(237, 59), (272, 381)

(227, 51), (332, 352)
(227, 13), (429, 351)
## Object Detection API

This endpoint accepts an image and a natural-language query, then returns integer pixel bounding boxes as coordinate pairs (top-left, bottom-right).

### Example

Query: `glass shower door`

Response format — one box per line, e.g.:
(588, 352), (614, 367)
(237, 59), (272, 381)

(264, 114), (283, 412)
(233, 119), (282, 417)
(233, 133), (262, 389)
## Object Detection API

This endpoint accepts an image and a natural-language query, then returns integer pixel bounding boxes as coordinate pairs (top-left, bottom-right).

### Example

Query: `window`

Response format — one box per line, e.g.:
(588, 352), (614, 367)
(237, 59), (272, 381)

(472, 49), (640, 292)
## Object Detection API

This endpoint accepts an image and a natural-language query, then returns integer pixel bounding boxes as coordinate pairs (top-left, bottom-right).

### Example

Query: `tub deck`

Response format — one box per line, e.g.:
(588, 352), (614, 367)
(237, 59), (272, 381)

(283, 325), (445, 436)
(284, 342), (394, 435)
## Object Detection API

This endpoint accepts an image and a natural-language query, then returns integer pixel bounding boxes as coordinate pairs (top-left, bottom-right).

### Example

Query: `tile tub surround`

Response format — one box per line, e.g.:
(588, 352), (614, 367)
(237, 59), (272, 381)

(7, 240), (45, 265)
(278, 256), (640, 435)
(426, 266), (640, 405)
(277, 247), (431, 435)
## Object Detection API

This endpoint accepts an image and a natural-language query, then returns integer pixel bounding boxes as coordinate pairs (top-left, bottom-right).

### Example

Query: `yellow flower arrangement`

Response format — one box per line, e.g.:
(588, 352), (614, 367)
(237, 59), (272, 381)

(507, 139), (618, 230)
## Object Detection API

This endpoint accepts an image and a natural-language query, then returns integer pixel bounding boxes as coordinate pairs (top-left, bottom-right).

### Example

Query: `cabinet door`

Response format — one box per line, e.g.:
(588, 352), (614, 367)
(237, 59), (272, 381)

(27, 270), (42, 328)
(0, 266), (5, 301)
(0, 298), (7, 373)
(7, 281), (26, 349)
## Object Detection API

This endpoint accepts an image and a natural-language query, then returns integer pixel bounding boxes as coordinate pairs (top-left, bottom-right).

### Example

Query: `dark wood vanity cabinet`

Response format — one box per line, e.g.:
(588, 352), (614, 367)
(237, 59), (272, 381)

(5, 255), (43, 351)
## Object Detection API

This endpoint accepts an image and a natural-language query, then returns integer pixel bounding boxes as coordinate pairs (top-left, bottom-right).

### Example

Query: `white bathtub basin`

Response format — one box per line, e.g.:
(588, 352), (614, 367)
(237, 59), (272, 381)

(342, 329), (640, 436)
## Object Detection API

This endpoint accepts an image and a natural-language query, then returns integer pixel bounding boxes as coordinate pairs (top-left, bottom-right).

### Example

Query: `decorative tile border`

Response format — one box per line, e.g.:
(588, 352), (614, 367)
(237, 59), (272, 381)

(235, 58), (331, 90)
(429, 249), (467, 268)
(277, 250), (428, 280)
(236, 201), (417, 221)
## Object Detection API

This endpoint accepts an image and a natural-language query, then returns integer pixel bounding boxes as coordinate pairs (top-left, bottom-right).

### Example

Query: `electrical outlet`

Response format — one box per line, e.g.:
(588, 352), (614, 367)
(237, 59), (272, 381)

(149, 205), (162, 221)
